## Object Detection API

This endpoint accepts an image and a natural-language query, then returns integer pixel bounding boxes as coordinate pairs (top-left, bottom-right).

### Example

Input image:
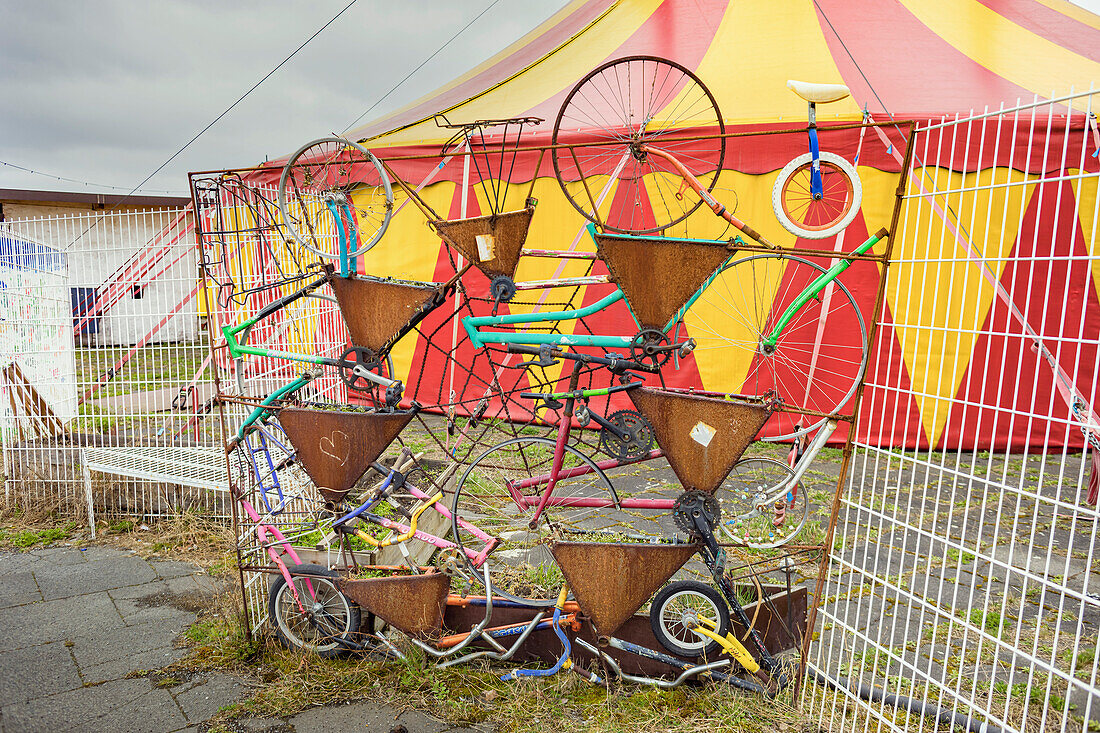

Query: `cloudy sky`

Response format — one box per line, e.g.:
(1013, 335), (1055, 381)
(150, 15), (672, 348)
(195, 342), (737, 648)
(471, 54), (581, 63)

(3, 0), (1099, 199)
(0, 0), (570, 197)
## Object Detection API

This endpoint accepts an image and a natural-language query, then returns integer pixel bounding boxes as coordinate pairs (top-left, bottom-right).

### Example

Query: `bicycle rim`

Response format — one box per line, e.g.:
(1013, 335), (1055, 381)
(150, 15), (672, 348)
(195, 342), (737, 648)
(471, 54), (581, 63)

(278, 137), (393, 260)
(552, 56), (725, 235)
(451, 436), (639, 605)
(681, 253), (868, 440)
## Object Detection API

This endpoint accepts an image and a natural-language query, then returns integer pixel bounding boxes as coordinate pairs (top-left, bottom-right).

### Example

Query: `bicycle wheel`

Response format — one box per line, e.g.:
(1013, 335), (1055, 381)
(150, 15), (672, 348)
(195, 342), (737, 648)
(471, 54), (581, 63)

(772, 151), (862, 239)
(268, 563), (360, 657)
(649, 580), (730, 658)
(681, 253), (868, 440)
(552, 56), (725, 234)
(715, 457), (806, 548)
(278, 137), (393, 259)
(451, 436), (636, 605)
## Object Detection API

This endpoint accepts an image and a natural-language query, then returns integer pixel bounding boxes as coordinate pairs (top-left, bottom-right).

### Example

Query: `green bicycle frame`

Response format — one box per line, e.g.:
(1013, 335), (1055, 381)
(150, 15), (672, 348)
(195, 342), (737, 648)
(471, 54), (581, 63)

(759, 227), (887, 351)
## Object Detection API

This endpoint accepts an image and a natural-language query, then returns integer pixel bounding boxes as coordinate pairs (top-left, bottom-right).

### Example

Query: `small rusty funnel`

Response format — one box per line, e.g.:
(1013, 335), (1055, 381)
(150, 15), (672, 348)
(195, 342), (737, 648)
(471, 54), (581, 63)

(329, 276), (438, 352)
(337, 572), (449, 638)
(594, 232), (734, 330)
(279, 407), (414, 502)
(550, 541), (697, 639)
(431, 205), (534, 280)
(629, 388), (772, 494)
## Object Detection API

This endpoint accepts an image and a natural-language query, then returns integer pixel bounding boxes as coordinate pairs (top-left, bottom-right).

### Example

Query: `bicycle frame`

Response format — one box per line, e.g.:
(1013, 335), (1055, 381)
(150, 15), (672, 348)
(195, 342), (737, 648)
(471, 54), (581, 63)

(465, 222), (887, 358)
(463, 225), (744, 351)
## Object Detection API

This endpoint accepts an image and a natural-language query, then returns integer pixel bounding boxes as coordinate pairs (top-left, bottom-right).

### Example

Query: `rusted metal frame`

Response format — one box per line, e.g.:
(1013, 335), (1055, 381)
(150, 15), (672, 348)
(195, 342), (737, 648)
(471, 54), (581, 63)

(381, 160), (447, 223)
(524, 148), (544, 203)
(192, 173), (254, 643)
(569, 145), (605, 229)
(520, 248), (598, 260)
(513, 275), (609, 291)
(342, 119), (920, 164)
(796, 120), (915, 703)
(184, 119), (911, 183)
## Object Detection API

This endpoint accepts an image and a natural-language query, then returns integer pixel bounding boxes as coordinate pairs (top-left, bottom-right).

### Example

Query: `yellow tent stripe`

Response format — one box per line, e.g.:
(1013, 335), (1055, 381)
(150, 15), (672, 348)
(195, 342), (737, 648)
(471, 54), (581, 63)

(695, 0), (863, 124)
(1033, 0), (1100, 30)
(887, 166), (1036, 446)
(899, 0), (1100, 101)
(361, 0), (663, 147)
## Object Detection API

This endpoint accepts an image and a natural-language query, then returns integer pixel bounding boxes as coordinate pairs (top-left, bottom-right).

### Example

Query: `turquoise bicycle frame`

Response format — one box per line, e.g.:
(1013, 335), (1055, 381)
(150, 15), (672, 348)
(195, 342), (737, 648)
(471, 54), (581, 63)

(463, 223), (886, 354)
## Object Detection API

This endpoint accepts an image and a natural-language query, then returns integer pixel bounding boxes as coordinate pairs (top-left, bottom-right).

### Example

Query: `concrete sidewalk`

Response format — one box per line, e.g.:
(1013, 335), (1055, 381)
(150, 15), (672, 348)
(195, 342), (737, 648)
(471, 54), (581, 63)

(0, 545), (486, 732)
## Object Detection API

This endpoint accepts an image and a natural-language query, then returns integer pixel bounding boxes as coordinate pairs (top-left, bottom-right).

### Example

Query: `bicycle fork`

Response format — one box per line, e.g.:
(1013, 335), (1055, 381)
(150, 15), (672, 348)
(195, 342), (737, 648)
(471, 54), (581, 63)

(686, 509), (788, 692)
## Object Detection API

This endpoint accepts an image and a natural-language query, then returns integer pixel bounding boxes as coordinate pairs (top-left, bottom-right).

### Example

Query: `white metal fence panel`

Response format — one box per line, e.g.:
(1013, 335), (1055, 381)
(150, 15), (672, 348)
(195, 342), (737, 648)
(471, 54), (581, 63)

(0, 207), (220, 518)
(807, 93), (1100, 732)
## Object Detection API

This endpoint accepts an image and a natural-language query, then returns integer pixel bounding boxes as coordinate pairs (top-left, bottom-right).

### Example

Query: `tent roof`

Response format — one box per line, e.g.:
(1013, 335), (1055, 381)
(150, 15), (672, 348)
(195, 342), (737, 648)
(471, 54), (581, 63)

(350, 0), (1100, 148)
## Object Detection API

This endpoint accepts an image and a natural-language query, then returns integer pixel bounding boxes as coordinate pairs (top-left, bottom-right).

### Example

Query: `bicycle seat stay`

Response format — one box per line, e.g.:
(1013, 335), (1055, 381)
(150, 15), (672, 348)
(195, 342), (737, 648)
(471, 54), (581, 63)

(786, 80), (850, 105)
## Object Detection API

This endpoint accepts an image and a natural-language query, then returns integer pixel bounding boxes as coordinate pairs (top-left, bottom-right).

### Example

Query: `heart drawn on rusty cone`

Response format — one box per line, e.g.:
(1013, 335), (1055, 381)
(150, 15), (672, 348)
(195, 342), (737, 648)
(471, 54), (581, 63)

(278, 407), (414, 503)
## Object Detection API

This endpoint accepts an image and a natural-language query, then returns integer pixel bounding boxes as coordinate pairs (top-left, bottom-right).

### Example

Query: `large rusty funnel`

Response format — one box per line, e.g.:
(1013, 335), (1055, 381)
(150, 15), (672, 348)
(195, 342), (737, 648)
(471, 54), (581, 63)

(593, 232), (734, 331)
(629, 388), (771, 494)
(329, 276), (438, 352)
(337, 572), (449, 639)
(279, 407), (414, 503)
(550, 541), (697, 640)
(431, 205), (534, 280)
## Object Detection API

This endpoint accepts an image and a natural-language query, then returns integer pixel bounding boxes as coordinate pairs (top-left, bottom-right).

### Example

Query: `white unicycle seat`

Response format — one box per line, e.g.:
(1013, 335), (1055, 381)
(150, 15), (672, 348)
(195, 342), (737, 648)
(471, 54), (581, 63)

(787, 80), (850, 104)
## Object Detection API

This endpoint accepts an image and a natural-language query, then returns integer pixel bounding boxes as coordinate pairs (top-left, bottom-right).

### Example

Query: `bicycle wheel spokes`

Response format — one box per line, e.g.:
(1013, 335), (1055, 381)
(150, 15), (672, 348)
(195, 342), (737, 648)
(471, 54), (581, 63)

(552, 56), (725, 234)
(451, 436), (631, 604)
(772, 151), (862, 240)
(269, 565), (360, 657)
(278, 137), (393, 260)
(683, 254), (868, 440)
(716, 457), (806, 548)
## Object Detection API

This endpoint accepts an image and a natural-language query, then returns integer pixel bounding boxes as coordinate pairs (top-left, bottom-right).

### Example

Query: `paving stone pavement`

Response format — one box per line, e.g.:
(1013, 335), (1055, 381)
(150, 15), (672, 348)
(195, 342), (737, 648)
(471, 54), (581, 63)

(0, 545), (488, 732)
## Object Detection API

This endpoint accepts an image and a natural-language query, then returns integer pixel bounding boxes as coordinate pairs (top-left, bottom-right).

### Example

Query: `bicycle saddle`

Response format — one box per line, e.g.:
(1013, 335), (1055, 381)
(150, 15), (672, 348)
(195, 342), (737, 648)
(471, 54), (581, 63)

(787, 80), (850, 104)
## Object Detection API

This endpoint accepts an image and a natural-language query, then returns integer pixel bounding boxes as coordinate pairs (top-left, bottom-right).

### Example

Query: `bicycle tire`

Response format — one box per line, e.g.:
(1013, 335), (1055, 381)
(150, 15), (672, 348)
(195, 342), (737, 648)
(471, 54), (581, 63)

(649, 580), (730, 658)
(552, 56), (725, 235)
(771, 151), (861, 239)
(268, 563), (360, 657)
(450, 436), (629, 605)
(715, 457), (807, 548)
(278, 137), (393, 260)
(680, 253), (868, 441)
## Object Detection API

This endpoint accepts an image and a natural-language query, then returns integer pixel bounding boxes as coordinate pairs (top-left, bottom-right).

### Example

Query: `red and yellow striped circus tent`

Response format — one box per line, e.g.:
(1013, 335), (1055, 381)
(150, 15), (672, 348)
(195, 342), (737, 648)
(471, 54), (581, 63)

(254, 0), (1100, 449)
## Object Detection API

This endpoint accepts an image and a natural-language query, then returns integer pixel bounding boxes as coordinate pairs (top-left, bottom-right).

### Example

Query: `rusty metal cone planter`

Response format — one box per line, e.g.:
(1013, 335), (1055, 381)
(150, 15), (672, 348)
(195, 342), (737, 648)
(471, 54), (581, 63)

(550, 540), (697, 640)
(337, 572), (450, 639)
(278, 407), (414, 503)
(593, 232), (735, 331)
(329, 275), (438, 353)
(629, 388), (772, 494)
(431, 206), (535, 280)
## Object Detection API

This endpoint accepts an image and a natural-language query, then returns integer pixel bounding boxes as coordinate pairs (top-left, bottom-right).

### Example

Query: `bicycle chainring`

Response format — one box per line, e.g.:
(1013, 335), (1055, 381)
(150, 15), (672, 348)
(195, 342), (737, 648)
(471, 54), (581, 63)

(599, 409), (654, 461)
(489, 275), (517, 303)
(630, 329), (671, 368)
(672, 490), (721, 537)
(337, 346), (386, 393)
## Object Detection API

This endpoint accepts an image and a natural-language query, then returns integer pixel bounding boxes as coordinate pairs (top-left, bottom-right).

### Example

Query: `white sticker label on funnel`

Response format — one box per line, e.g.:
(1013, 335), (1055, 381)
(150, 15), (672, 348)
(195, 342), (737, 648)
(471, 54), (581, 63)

(475, 234), (495, 261)
(690, 421), (716, 447)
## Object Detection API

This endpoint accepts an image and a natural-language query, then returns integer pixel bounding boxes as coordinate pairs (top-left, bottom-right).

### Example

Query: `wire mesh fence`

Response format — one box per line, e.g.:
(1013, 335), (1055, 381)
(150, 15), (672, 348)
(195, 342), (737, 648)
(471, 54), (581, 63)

(805, 92), (1100, 732)
(0, 95), (1094, 726)
(0, 207), (220, 519)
